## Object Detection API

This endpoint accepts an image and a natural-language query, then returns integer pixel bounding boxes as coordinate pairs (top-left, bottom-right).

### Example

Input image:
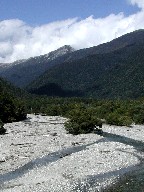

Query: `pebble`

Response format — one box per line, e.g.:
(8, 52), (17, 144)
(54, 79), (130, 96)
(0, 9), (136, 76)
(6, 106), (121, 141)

(0, 114), (143, 192)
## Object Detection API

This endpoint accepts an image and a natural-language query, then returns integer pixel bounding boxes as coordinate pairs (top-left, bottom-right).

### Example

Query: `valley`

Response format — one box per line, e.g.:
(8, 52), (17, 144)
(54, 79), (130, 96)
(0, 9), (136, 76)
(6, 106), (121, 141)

(0, 29), (144, 192)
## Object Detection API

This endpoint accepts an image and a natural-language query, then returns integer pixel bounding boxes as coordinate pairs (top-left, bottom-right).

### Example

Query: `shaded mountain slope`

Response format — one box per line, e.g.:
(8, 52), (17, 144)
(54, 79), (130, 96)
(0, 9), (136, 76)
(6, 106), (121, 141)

(0, 77), (27, 98)
(1, 30), (144, 88)
(27, 42), (144, 99)
(0, 45), (75, 87)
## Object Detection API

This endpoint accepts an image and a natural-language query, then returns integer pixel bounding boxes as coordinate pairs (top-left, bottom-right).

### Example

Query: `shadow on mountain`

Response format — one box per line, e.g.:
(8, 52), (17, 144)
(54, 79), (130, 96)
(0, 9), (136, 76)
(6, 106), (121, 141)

(29, 83), (84, 97)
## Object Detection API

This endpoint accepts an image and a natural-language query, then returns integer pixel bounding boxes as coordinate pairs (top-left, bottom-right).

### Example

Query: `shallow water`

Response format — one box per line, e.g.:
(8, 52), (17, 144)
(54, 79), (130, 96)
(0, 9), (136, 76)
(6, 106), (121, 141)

(102, 132), (144, 152)
(71, 132), (144, 192)
(102, 132), (144, 192)
(104, 164), (144, 192)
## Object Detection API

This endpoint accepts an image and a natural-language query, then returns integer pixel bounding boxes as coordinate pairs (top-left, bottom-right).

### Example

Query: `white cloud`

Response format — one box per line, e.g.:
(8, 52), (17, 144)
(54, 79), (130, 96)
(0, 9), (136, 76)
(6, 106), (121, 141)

(0, 2), (144, 63)
(128, 0), (144, 9)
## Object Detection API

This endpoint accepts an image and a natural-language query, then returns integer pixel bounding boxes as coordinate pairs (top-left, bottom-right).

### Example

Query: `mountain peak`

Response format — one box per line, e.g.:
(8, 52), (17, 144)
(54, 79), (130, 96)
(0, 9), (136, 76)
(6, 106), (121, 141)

(57, 45), (75, 52)
(44, 45), (75, 60)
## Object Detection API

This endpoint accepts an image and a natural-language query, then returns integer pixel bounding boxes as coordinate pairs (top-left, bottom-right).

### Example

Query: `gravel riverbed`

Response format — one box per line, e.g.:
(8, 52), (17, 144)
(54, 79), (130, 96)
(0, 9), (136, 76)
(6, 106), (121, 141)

(0, 114), (144, 192)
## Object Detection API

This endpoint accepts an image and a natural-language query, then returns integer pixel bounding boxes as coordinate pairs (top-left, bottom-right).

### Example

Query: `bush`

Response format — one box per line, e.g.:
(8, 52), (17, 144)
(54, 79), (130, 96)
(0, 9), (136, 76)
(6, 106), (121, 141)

(0, 93), (26, 123)
(64, 108), (102, 135)
(106, 112), (133, 126)
(0, 119), (6, 135)
(45, 104), (62, 116)
(129, 104), (144, 124)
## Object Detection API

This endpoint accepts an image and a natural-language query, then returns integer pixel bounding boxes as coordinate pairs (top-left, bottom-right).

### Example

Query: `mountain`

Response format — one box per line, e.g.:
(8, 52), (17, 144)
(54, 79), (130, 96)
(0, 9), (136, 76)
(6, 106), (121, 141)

(1, 30), (144, 88)
(27, 29), (144, 99)
(0, 45), (75, 87)
(1, 29), (144, 99)
(0, 77), (28, 99)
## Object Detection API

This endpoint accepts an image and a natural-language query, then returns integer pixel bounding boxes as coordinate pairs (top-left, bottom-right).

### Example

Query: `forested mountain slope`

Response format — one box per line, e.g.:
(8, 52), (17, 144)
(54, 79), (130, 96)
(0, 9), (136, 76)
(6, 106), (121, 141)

(0, 77), (26, 124)
(27, 41), (144, 99)
(0, 45), (75, 87)
(1, 30), (144, 89)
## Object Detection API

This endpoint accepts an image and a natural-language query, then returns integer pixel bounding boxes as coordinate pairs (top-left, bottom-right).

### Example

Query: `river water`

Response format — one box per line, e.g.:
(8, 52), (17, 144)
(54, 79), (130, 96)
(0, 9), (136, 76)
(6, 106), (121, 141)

(103, 132), (144, 192)
(72, 132), (144, 192)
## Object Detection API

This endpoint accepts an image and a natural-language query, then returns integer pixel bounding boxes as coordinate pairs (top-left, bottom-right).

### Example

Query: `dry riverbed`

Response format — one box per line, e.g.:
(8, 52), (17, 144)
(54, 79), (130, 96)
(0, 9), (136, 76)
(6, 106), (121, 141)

(0, 114), (144, 192)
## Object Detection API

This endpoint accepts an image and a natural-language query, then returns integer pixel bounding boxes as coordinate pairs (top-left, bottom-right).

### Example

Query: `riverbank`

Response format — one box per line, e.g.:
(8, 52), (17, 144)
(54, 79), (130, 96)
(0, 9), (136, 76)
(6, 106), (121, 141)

(0, 114), (143, 191)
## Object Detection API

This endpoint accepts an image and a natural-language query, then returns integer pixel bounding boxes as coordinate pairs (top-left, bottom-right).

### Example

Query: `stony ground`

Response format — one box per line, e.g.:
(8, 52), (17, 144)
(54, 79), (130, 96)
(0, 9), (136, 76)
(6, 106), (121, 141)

(0, 114), (143, 192)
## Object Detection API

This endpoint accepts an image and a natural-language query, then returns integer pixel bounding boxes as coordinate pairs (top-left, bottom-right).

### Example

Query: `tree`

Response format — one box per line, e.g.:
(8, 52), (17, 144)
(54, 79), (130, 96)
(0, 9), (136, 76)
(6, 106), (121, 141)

(0, 119), (6, 135)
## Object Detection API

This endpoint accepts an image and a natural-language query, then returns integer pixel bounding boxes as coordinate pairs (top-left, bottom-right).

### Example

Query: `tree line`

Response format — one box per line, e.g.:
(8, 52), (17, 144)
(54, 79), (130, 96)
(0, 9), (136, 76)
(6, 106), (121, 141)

(24, 96), (144, 134)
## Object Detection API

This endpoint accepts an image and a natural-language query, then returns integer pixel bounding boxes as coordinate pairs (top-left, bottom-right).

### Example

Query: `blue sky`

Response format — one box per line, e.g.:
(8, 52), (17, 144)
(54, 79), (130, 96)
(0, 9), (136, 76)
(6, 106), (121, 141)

(0, 0), (140, 25)
(0, 0), (144, 63)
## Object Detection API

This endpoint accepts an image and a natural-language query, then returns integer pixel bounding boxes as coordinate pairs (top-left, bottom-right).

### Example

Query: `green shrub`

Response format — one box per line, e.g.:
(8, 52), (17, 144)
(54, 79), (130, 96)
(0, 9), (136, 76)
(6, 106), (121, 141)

(133, 114), (144, 124)
(106, 112), (133, 126)
(64, 108), (102, 135)
(129, 104), (144, 124)
(45, 104), (62, 116)
(0, 119), (6, 135)
(0, 94), (26, 123)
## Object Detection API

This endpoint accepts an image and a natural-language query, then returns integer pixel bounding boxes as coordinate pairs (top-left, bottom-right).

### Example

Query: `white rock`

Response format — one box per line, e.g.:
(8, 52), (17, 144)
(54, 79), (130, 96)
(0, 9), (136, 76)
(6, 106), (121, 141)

(0, 114), (143, 192)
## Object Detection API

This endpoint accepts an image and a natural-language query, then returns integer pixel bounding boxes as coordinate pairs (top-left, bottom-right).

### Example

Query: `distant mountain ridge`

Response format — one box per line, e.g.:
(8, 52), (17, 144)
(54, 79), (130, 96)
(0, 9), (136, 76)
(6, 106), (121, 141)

(0, 45), (75, 87)
(1, 29), (144, 99)
(1, 30), (144, 88)
(26, 29), (144, 99)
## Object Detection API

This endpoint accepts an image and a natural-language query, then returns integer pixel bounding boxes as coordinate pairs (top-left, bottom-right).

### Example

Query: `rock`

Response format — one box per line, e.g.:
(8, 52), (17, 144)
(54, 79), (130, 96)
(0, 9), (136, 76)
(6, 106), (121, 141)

(71, 142), (80, 146)
(0, 127), (6, 135)
(93, 128), (103, 135)
(51, 132), (57, 136)
(0, 156), (6, 163)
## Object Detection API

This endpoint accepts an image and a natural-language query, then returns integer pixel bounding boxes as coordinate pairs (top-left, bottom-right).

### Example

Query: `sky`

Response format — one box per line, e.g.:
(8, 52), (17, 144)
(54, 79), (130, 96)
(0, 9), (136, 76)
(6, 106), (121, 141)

(0, 0), (144, 63)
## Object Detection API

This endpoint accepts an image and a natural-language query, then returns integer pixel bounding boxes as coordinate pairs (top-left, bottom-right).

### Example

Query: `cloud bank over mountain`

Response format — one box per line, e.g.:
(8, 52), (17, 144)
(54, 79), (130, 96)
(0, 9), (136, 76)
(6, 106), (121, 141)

(129, 0), (144, 9)
(0, 0), (144, 63)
